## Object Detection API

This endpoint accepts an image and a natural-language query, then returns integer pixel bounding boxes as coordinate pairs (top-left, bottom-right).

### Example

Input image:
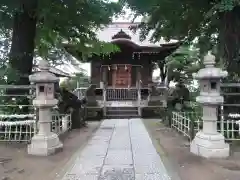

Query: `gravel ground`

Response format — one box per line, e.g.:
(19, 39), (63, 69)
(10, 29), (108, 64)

(143, 118), (240, 180)
(0, 121), (101, 180)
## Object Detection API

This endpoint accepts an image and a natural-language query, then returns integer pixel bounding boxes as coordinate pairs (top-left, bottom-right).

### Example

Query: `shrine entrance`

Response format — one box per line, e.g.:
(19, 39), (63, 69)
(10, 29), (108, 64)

(112, 64), (132, 88)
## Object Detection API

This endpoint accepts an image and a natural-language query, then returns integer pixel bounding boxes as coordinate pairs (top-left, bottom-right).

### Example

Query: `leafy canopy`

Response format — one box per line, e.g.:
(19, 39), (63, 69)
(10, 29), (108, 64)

(60, 72), (89, 91)
(166, 45), (201, 84)
(0, 0), (123, 62)
(121, 0), (240, 53)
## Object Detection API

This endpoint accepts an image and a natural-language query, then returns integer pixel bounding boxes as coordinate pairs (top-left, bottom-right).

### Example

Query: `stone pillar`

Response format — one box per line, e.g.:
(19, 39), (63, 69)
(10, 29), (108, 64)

(112, 64), (117, 88)
(102, 67), (107, 116)
(136, 66), (141, 88)
(100, 66), (107, 88)
(62, 115), (69, 132)
(135, 66), (142, 116)
(103, 66), (107, 86)
(28, 60), (63, 156)
(190, 52), (229, 158)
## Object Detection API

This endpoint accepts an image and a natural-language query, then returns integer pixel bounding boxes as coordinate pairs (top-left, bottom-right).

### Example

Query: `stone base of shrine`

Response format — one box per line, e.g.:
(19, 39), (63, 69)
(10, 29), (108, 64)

(190, 131), (229, 158)
(28, 132), (63, 156)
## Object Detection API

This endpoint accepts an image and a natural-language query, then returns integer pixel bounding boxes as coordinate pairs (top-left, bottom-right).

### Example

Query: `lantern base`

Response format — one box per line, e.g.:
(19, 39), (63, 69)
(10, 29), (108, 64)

(190, 131), (229, 158)
(28, 132), (63, 156)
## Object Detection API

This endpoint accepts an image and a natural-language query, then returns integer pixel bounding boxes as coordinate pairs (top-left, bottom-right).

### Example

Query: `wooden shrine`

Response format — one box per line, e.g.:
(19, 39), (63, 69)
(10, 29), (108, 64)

(64, 23), (181, 118)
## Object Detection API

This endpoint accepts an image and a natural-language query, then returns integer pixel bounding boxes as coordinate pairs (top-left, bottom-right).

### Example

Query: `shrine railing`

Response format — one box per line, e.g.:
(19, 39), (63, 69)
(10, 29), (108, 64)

(171, 111), (201, 140)
(0, 85), (72, 143)
(171, 111), (240, 141)
(106, 87), (138, 101)
(0, 113), (71, 142)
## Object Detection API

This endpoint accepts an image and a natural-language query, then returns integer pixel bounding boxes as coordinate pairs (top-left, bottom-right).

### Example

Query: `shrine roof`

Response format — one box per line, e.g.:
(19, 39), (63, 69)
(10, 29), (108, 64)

(96, 22), (179, 48)
(63, 22), (182, 61)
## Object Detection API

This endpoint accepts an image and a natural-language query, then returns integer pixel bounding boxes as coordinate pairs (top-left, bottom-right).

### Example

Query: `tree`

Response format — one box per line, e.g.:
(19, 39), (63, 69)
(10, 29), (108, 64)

(7, 0), (38, 85)
(0, 0), (122, 114)
(165, 45), (201, 85)
(0, 0), (122, 85)
(154, 45), (201, 85)
(121, 0), (240, 80)
(155, 45), (200, 110)
(60, 72), (89, 91)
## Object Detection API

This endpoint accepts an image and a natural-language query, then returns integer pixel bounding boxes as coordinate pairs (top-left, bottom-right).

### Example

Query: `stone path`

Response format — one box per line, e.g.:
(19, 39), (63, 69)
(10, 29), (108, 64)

(61, 118), (171, 180)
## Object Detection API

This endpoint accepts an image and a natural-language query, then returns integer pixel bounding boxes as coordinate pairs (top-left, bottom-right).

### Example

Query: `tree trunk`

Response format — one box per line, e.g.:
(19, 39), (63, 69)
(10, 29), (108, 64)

(218, 7), (240, 115)
(219, 7), (240, 81)
(8, 0), (38, 113)
(158, 61), (167, 84)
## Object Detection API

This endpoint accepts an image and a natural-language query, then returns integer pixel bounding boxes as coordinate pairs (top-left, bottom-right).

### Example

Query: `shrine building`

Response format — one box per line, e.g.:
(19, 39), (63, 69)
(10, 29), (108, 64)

(64, 22), (181, 118)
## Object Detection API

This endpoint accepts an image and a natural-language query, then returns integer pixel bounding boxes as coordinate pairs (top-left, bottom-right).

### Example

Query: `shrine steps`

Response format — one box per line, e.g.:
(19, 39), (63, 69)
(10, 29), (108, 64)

(105, 107), (140, 119)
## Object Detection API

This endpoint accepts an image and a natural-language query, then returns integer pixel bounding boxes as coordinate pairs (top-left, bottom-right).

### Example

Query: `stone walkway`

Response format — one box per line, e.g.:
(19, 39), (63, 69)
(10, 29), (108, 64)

(61, 118), (171, 180)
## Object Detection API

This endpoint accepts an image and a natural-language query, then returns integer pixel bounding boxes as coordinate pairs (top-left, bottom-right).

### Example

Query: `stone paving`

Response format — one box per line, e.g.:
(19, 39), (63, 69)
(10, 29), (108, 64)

(61, 118), (171, 180)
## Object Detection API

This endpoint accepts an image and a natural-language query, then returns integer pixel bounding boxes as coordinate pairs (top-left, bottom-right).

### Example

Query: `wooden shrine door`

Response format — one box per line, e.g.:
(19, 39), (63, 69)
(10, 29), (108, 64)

(112, 65), (132, 88)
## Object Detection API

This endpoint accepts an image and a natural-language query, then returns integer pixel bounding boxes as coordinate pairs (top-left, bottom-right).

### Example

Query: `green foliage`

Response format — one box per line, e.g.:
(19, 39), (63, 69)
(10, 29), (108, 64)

(122, 0), (211, 43)
(0, 0), (123, 62)
(166, 45), (201, 83)
(121, 0), (240, 54)
(154, 44), (201, 86)
(64, 42), (120, 62)
(123, 0), (240, 98)
(0, 0), (123, 117)
(60, 72), (89, 91)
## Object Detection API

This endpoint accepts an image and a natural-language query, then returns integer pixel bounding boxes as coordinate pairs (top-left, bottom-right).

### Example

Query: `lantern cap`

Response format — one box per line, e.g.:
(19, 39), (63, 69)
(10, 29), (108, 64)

(29, 60), (59, 83)
(204, 51), (215, 67)
(38, 60), (50, 71)
(193, 51), (228, 79)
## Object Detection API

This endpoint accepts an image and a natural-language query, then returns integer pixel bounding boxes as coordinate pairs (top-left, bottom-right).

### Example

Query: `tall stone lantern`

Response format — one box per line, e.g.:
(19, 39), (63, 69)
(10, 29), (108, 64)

(28, 60), (63, 156)
(190, 52), (229, 158)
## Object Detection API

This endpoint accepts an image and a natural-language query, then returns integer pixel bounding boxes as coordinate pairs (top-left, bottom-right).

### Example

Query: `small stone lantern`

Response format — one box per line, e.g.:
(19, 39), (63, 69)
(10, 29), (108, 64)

(28, 60), (63, 156)
(190, 52), (229, 158)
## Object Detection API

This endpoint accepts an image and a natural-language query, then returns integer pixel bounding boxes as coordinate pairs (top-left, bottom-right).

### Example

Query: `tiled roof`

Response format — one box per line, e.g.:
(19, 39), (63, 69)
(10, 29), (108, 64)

(96, 22), (178, 47)
(33, 66), (72, 77)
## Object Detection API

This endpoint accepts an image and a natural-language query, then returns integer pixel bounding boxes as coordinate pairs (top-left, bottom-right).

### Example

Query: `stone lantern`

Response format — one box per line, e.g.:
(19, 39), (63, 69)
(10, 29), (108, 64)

(190, 52), (229, 158)
(28, 60), (63, 156)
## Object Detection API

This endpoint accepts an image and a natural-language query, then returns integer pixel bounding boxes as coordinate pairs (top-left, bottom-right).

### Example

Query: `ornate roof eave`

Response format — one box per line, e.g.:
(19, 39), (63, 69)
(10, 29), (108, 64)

(112, 29), (131, 40)
(137, 41), (183, 53)
(133, 41), (183, 61)
(63, 39), (182, 62)
(110, 38), (160, 49)
(111, 38), (182, 51)
(111, 38), (140, 48)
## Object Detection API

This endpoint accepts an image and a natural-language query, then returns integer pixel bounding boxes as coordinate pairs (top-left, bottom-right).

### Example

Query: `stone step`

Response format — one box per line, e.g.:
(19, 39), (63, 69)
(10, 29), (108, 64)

(105, 114), (140, 119)
(106, 110), (138, 115)
(107, 107), (138, 111)
(105, 107), (139, 118)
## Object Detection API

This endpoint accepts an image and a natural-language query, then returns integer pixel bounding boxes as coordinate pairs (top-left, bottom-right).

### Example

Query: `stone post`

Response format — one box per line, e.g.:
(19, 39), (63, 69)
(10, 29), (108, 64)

(190, 52), (229, 158)
(28, 60), (63, 156)
(62, 115), (69, 132)
(136, 66), (141, 88)
(100, 66), (106, 89)
(135, 66), (142, 116)
(103, 89), (107, 116)
(102, 67), (107, 116)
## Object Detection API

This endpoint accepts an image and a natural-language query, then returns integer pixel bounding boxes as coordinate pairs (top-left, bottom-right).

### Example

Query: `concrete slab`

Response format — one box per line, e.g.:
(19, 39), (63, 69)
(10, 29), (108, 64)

(105, 149), (132, 165)
(60, 118), (171, 180)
